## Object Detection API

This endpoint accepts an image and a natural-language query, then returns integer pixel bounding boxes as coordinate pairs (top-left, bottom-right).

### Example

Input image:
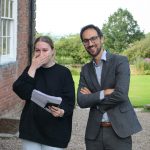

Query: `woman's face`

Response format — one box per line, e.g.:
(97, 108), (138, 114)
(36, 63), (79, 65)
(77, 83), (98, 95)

(34, 41), (54, 66)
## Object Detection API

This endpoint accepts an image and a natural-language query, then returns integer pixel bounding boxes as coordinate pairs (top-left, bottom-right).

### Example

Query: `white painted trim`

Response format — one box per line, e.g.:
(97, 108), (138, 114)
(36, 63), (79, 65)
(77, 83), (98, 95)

(0, 0), (18, 65)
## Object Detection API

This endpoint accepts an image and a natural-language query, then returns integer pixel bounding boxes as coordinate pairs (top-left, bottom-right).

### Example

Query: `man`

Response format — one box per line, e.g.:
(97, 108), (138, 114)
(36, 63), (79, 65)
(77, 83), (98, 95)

(77, 24), (142, 150)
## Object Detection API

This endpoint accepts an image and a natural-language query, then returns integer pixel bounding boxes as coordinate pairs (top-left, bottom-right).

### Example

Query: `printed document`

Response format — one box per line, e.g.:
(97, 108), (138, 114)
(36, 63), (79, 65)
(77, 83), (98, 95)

(31, 89), (62, 112)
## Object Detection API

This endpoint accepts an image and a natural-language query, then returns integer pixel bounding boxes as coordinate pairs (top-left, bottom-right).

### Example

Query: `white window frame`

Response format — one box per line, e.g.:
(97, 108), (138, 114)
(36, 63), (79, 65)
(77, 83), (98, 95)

(0, 0), (17, 65)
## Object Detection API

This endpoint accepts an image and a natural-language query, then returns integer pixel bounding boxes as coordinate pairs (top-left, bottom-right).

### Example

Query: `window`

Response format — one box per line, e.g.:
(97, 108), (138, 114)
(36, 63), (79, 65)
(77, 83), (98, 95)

(0, 0), (17, 64)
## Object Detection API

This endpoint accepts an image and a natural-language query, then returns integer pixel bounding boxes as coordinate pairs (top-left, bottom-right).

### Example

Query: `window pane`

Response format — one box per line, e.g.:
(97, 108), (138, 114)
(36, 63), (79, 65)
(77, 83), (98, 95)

(1, 0), (4, 17)
(6, 0), (9, 17)
(0, 21), (2, 55)
(7, 21), (10, 36)
(3, 37), (6, 55)
(2, 20), (6, 36)
(10, 0), (13, 18)
(0, 19), (2, 36)
(0, 37), (2, 55)
(7, 37), (10, 54)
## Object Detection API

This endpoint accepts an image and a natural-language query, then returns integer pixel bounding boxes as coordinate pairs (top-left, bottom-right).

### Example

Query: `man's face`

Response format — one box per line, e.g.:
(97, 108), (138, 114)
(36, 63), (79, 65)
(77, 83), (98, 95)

(82, 28), (103, 57)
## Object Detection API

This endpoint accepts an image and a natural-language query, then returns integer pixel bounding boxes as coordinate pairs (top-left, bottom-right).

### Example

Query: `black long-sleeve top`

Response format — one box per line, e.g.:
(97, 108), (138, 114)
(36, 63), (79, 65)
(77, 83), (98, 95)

(13, 64), (75, 148)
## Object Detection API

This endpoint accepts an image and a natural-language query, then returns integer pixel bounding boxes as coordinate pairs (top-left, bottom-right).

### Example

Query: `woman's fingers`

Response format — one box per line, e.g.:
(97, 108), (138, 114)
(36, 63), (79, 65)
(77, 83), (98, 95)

(48, 106), (64, 117)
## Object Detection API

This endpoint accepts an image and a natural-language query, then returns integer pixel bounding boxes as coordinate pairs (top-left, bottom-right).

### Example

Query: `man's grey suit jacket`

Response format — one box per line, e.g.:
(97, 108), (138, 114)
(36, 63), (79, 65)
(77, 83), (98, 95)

(77, 52), (142, 140)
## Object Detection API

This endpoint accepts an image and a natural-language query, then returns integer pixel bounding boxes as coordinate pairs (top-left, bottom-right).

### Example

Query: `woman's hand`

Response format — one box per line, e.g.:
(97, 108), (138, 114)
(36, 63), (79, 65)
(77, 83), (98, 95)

(48, 106), (64, 117)
(28, 53), (49, 78)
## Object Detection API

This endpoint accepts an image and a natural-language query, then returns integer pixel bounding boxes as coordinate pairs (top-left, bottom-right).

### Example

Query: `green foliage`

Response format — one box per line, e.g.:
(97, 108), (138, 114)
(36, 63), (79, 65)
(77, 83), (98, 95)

(56, 56), (74, 64)
(55, 34), (90, 64)
(102, 8), (144, 53)
(132, 57), (150, 75)
(144, 70), (150, 75)
(123, 33), (150, 62)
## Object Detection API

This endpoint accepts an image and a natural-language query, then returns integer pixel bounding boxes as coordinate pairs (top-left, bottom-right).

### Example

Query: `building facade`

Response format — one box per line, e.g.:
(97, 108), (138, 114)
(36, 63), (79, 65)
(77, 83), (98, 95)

(0, 0), (36, 117)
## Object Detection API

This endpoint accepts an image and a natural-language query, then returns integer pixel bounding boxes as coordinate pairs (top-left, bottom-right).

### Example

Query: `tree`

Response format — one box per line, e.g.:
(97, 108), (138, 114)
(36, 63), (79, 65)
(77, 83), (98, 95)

(55, 34), (90, 64)
(122, 33), (150, 63)
(102, 8), (144, 53)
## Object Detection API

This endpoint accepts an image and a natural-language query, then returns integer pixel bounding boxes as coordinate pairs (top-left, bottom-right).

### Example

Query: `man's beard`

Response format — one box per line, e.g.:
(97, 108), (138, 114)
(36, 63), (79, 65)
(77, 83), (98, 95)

(87, 46), (102, 57)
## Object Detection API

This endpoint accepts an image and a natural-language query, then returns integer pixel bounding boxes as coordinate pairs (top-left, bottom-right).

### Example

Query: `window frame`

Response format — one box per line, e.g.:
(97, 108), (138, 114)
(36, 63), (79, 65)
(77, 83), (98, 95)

(0, 0), (17, 65)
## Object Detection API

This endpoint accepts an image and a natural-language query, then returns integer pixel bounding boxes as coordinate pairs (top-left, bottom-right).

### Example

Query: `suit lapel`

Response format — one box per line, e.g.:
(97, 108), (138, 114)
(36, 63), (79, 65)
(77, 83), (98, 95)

(88, 61), (101, 90)
(87, 52), (113, 90)
(101, 52), (112, 88)
(101, 61), (109, 88)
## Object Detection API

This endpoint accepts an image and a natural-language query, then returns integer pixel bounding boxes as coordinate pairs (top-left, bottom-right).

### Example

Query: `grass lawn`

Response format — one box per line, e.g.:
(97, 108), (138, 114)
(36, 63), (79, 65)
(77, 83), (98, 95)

(129, 75), (150, 107)
(73, 75), (150, 107)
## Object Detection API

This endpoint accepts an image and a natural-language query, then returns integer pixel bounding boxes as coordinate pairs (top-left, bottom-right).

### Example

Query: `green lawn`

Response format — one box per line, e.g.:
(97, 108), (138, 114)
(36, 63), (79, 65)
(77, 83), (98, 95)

(73, 75), (150, 107)
(129, 75), (150, 107)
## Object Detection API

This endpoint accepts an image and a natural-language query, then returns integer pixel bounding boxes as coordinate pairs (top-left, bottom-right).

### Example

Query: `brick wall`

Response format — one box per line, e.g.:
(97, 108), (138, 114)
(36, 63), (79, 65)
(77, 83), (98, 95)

(0, 0), (35, 117)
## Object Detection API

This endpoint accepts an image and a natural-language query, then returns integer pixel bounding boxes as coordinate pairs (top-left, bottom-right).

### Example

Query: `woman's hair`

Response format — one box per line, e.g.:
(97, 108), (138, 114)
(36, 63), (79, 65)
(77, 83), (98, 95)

(80, 24), (103, 41)
(34, 36), (54, 50)
(33, 36), (55, 62)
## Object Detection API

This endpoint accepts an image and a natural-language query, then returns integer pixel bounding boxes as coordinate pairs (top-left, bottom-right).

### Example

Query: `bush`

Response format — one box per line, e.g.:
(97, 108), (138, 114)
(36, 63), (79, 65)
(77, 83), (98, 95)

(144, 70), (150, 75)
(122, 33), (150, 63)
(133, 57), (150, 74)
(56, 56), (74, 64)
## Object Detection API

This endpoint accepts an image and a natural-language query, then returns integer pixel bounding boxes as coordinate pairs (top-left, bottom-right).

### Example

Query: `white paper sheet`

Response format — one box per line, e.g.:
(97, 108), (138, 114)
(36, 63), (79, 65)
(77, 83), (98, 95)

(31, 89), (62, 112)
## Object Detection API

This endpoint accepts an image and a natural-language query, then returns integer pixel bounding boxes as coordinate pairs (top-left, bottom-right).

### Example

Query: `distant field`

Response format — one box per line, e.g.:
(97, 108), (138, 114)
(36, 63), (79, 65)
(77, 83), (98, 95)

(73, 75), (150, 107)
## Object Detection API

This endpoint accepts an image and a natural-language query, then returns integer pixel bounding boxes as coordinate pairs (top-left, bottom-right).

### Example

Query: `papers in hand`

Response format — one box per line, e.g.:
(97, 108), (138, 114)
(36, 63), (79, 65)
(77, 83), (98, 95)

(31, 89), (62, 112)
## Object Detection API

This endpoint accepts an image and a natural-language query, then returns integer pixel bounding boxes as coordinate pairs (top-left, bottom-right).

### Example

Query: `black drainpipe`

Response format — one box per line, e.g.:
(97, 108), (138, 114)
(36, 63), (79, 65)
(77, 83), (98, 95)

(28, 0), (35, 65)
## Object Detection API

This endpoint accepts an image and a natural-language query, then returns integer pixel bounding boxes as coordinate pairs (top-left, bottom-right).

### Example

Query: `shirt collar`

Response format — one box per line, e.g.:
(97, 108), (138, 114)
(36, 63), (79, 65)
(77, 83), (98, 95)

(93, 50), (107, 66)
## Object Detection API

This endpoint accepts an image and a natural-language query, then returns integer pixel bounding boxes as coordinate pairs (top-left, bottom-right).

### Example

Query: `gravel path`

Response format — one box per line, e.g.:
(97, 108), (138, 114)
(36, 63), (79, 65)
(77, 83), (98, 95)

(0, 107), (150, 150)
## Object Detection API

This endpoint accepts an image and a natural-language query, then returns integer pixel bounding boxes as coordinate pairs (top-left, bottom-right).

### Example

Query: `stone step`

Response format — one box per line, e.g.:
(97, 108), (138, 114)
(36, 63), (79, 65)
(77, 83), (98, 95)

(0, 118), (19, 138)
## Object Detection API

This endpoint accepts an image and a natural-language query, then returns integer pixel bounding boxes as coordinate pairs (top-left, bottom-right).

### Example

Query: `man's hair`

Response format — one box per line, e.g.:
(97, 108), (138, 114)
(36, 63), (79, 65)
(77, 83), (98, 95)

(34, 36), (54, 50)
(80, 24), (103, 41)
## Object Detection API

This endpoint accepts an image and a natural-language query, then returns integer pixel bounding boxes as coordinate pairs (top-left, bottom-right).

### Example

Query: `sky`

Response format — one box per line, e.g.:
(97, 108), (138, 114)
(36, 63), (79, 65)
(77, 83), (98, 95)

(36, 0), (150, 36)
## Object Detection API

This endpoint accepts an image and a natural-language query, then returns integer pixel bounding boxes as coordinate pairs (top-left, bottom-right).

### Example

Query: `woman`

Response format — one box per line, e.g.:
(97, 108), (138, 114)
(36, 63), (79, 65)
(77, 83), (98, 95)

(13, 36), (75, 150)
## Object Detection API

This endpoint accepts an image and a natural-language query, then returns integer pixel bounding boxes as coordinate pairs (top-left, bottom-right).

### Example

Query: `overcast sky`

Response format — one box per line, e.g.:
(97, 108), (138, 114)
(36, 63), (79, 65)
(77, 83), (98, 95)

(36, 0), (150, 36)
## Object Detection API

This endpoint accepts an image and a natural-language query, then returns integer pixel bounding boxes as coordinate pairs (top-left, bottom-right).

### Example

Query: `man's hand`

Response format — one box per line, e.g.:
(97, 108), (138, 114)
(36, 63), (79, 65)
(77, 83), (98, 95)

(80, 87), (91, 94)
(80, 87), (114, 97)
(104, 89), (114, 96)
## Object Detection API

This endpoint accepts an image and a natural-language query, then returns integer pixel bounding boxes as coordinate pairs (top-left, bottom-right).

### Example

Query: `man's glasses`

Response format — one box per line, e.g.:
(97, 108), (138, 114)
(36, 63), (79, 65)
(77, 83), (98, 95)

(82, 36), (99, 46)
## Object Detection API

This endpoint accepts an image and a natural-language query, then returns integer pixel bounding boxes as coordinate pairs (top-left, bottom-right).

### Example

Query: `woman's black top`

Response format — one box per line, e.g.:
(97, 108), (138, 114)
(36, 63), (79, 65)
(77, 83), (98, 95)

(13, 64), (75, 148)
